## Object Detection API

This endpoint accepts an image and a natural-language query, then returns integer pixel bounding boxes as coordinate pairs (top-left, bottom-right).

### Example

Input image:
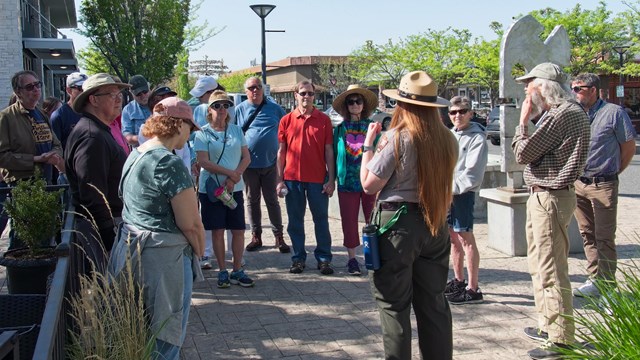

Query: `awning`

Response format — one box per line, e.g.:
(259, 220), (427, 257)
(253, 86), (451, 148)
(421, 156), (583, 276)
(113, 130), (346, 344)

(43, 58), (78, 73)
(22, 38), (76, 61)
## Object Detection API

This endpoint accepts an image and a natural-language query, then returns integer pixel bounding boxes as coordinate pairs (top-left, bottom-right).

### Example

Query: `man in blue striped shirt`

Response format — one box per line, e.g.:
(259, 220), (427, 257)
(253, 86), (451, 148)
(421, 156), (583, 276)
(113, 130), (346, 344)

(570, 73), (636, 298)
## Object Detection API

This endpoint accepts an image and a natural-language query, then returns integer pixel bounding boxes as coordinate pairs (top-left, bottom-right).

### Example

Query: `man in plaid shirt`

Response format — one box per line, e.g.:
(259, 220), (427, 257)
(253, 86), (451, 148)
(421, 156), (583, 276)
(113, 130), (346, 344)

(511, 63), (590, 360)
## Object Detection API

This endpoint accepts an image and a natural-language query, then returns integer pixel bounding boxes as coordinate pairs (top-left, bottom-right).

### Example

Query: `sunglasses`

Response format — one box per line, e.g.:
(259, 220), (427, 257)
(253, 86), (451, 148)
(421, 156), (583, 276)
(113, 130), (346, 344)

(70, 86), (84, 92)
(211, 103), (230, 110)
(571, 85), (592, 93)
(298, 91), (315, 97)
(135, 90), (149, 97)
(247, 85), (262, 91)
(19, 81), (43, 92)
(347, 98), (363, 106)
(448, 109), (469, 116)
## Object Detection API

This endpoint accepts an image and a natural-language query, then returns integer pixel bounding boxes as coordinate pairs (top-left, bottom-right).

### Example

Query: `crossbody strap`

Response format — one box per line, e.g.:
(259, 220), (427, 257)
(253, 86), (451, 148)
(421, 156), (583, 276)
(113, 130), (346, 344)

(241, 100), (266, 133)
(204, 126), (228, 187)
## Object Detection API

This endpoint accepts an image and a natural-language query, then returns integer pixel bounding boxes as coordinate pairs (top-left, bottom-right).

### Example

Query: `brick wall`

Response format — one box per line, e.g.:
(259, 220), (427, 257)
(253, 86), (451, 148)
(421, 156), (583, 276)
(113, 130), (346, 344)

(0, 0), (24, 106)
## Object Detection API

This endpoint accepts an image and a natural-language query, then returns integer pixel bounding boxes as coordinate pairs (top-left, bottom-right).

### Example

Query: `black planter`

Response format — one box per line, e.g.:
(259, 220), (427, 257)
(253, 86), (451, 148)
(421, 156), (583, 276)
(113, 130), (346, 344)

(0, 248), (57, 294)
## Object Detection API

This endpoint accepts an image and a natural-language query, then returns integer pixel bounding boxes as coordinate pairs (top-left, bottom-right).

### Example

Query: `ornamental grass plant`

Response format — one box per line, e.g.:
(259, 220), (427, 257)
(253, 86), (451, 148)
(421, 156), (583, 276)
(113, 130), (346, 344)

(67, 240), (156, 360)
(559, 257), (640, 359)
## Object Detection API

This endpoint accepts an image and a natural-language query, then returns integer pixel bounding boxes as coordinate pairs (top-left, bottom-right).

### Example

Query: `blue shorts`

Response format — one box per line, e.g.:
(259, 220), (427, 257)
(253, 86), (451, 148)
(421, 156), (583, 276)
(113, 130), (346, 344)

(199, 191), (245, 230)
(447, 192), (475, 232)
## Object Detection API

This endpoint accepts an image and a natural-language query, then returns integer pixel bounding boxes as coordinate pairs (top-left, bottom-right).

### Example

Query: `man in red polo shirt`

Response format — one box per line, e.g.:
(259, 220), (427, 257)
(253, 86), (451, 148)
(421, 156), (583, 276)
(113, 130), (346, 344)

(276, 80), (336, 275)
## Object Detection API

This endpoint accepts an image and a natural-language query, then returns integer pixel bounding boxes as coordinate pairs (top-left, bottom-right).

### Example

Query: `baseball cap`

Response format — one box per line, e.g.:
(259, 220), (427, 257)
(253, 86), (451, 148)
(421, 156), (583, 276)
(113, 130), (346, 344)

(129, 75), (150, 96)
(153, 97), (201, 131)
(66, 72), (88, 88)
(515, 63), (567, 83)
(189, 76), (218, 98)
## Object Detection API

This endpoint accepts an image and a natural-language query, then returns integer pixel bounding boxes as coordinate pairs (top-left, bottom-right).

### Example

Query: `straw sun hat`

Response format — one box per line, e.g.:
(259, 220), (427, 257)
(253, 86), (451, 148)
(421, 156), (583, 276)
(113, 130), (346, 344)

(332, 84), (378, 118)
(382, 71), (450, 107)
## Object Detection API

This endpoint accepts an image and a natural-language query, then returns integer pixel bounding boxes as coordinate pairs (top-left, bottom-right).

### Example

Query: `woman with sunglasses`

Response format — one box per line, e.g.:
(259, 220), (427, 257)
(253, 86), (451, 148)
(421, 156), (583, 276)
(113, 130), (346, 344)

(332, 85), (379, 275)
(193, 90), (253, 288)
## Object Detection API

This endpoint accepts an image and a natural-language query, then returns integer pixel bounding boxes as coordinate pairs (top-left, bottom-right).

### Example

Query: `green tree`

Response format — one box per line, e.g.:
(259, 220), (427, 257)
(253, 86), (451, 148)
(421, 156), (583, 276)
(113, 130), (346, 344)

(350, 39), (407, 87)
(218, 72), (255, 93)
(315, 57), (356, 95)
(78, 0), (190, 84)
(528, 2), (626, 76)
(459, 22), (503, 107)
(401, 28), (473, 97)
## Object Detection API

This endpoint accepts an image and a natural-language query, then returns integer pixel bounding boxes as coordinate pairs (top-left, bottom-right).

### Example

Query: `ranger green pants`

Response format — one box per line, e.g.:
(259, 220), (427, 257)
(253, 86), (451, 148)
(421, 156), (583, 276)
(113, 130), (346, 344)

(370, 206), (453, 360)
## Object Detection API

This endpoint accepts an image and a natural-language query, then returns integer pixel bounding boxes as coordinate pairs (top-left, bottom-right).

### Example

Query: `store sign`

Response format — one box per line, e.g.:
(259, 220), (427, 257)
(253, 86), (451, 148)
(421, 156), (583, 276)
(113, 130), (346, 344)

(616, 85), (624, 98)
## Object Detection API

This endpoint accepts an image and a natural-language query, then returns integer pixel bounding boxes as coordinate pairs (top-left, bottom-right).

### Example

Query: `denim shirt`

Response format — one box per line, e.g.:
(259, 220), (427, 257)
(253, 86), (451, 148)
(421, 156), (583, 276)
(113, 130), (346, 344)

(121, 100), (151, 136)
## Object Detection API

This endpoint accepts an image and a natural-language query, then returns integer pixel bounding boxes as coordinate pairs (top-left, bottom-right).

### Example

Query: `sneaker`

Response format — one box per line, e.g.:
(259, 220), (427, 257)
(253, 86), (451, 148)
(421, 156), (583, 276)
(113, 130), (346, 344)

(527, 343), (571, 359)
(217, 270), (230, 288)
(524, 327), (549, 342)
(275, 232), (290, 253)
(245, 233), (263, 251)
(200, 256), (212, 270)
(230, 269), (255, 287)
(444, 278), (466, 296)
(448, 288), (484, 304)
(317, 261), (334, 275)
(289, 260), (305, 274)
(347, 258), (361, 276)
(573, 279), (600, 298)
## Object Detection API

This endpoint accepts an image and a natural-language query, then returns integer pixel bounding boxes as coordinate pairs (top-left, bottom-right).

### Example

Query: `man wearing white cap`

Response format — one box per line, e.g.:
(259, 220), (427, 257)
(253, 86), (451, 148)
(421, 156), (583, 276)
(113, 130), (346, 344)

(511, 62), (590, 359)
(51, 72), (88, 149)
(187, 75), (222, 110)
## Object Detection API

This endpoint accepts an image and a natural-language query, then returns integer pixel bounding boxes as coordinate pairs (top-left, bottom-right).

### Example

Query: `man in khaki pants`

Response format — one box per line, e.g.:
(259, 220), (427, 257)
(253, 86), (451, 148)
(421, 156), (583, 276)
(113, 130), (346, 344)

(570, 73), (636, 298)
(511, 63), (590, 360)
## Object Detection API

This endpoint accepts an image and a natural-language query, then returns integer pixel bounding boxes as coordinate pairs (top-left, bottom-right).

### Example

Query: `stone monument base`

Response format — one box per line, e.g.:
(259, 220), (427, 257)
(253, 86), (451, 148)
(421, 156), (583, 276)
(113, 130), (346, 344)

(480, 188), (583, 256)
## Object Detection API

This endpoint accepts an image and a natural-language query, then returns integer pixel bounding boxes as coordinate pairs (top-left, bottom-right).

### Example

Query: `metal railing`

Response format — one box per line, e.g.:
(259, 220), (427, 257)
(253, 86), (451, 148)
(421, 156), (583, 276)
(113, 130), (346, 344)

(21, 0), (68, 39)
(32, 203), (78, 360)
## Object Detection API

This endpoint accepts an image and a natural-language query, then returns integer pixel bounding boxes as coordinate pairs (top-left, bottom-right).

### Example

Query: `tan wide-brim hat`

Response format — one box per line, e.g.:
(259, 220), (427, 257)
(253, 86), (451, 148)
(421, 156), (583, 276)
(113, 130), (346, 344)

(332, 84), (378, 118)
(382, 71), (450, 108)
(72, 73), (131, 113)
(208, 90), (234, 107)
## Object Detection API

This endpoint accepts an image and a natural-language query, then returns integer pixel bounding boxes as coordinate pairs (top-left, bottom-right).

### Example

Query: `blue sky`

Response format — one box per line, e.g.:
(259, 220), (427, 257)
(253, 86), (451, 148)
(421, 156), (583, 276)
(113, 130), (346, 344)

(67, 0), (631, 73)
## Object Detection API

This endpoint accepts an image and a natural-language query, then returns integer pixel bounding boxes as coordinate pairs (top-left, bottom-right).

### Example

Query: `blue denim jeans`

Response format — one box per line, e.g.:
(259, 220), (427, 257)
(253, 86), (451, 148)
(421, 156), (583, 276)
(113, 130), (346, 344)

(153, 256), (193, 360)
(284, 181), (332, 264)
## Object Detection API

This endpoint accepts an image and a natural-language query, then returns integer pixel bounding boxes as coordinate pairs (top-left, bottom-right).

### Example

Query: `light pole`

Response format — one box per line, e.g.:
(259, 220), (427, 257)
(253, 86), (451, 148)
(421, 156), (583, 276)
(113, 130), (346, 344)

(613, 44), (630, 106)
(250, 4), (276, 85)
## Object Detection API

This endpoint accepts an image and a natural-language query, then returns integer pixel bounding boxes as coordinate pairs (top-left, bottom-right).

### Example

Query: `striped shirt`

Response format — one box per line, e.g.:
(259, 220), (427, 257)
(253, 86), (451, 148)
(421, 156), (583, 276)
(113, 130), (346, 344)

(512, 100), (590, 188)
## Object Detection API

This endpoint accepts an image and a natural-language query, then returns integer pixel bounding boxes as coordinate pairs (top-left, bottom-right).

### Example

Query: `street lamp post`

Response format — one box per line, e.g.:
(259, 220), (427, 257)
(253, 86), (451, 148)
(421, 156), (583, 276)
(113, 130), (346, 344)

(250, 4), (276, 85)
(613, 45), (630, 106)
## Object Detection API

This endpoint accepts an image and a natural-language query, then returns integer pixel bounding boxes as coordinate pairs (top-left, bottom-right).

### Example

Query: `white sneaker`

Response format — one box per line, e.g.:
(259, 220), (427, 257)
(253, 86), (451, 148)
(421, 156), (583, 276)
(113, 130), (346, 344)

(573, 279), (600, 298)
(200, 256), (212, 270)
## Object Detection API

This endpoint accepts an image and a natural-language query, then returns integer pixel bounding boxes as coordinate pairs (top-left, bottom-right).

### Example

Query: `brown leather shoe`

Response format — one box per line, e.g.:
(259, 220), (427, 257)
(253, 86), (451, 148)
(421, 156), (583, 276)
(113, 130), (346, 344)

(275, 232), (290, 253)
(245, 233), (262, 251)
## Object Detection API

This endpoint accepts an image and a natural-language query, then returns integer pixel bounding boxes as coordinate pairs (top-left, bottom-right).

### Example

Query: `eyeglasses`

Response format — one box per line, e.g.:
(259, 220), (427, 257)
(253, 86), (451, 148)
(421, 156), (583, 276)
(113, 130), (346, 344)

(70, 86), (83, 92)
(135, 90), (149, 97)
(571, 85), (592, 93)
(246, 85), (262, 91)
(211, 103), (230, 110)
(298, 91), (315, 97)
(347, 98), (363, 106)
(448, 109), (469, 116)
(93, 92), (123, 100)
(19, 81), (42, 92)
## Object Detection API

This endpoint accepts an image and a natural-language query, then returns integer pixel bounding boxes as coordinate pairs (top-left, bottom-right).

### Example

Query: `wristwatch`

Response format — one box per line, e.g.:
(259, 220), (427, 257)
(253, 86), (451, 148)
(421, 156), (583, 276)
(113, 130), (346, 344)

(362, 145), (375, 152)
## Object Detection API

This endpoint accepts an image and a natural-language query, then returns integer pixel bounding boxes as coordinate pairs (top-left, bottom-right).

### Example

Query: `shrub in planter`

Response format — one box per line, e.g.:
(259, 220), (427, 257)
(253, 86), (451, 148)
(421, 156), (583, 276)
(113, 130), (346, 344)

(0, 174), (64, 294)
